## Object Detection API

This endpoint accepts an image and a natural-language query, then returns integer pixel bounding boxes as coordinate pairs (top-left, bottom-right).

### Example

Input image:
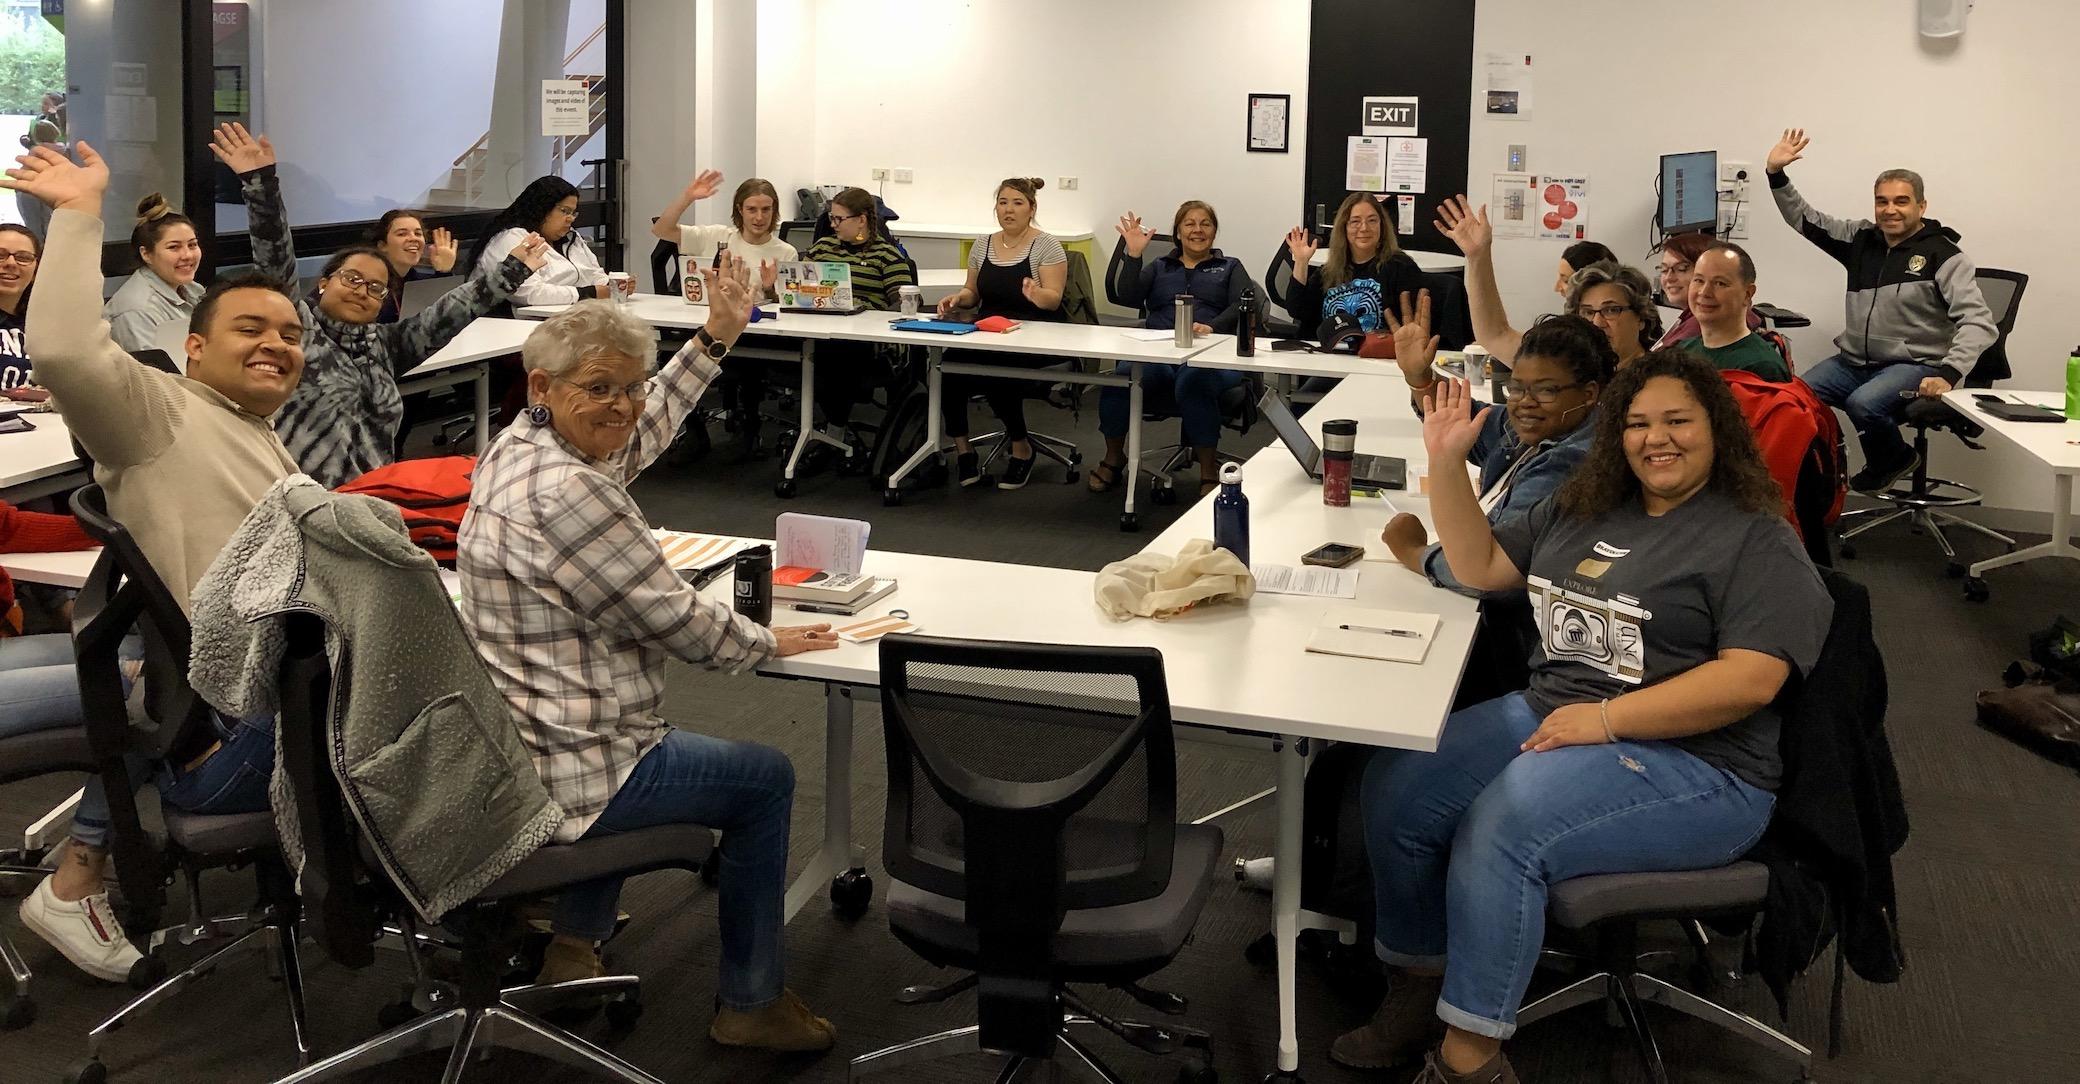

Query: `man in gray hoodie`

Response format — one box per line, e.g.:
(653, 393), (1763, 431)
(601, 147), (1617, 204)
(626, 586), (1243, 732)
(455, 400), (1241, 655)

(1766, 127), (1996, 492)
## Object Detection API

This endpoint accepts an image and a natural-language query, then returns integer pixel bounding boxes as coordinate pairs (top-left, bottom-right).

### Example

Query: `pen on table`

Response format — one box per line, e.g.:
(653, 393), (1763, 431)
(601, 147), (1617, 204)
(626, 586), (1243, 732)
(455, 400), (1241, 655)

(792, 602), (853, 615)
(1339, 624), (1420, 638)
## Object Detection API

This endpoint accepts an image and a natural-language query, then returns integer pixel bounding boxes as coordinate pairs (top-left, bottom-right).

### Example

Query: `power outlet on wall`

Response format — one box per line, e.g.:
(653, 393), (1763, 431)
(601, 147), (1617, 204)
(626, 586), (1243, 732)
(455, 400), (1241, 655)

(871, 167), (890, 182)
(1719, 160), (1751, 203)
(1057, 176), (1078, 191)
(893, 168), (913, 184)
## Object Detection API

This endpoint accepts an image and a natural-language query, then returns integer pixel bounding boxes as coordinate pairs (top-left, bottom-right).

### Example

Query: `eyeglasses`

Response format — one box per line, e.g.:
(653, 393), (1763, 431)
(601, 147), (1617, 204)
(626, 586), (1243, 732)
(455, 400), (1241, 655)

(331, 270), (390, 300)
(1658, 262), (1692, 278)
(1573, 303), (1633, 321)
(0, 251), (37, 267)
(830, 210), (866, 225)
(1502, 381), (1583, 404)
(555, 375), (649, 405)
(552, 205), (580, 219)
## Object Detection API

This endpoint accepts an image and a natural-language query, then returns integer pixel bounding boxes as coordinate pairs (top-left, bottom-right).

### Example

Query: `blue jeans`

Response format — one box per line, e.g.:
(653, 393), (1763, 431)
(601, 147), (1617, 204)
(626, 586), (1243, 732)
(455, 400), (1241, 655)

(0, 634), (87, 737)
(552, 728), (795, 1011)
(1097, 363), (1246, 449)
(1802, 355), (1941, 466)
(72, 716), (277, 850)
(1362, 692), (1774, 1039)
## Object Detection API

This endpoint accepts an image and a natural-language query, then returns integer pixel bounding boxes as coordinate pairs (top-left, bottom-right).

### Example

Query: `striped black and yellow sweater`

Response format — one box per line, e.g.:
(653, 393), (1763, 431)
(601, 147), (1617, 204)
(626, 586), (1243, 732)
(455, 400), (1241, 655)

(804, 234), (914, 310)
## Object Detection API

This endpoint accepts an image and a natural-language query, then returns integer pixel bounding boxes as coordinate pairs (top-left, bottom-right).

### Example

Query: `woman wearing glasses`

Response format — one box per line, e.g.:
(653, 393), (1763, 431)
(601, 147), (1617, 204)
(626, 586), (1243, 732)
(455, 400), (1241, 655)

(209, 124), (549, 486)
(1652, 230), (1767, 349)
(473, 174), (630, 307)
(799, 186), (916, 437)
(1434, 195), (1660, 371)
(0, 224), (40, 390)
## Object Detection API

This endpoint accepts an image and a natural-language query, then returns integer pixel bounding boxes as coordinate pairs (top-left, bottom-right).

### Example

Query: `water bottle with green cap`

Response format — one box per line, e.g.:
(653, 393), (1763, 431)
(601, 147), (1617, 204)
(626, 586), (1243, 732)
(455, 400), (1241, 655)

(2067, 345), (2080, 420)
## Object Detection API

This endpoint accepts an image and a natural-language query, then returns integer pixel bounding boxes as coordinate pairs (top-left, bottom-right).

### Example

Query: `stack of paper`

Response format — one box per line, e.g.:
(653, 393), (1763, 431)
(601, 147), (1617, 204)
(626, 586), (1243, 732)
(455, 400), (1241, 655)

(653, 531), (753, 573)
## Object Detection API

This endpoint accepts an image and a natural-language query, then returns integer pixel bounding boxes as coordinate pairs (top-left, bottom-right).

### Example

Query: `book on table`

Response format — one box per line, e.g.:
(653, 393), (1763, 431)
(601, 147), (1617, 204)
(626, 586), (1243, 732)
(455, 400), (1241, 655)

(772, 567), (876, 603)
(784, 576), (899, 615)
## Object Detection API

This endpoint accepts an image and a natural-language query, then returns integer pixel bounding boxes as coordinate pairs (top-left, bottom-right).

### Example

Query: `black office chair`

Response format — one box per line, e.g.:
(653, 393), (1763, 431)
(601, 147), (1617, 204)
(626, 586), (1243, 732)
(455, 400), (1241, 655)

(66, 485), (313, 1082)
(0, 716), (100, 1031)
(263, 610), (709, 1084)
(1836, 268), (2027, 599)
(967, 249), (1096, 483)
(849, 635), (1221, 1084)
(1262, 244), (1300, 339)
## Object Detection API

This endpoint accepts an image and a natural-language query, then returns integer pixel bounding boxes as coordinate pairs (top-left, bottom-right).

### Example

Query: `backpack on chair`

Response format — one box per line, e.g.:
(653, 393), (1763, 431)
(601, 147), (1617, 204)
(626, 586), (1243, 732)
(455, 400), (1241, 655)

(336, 456), (476, 566)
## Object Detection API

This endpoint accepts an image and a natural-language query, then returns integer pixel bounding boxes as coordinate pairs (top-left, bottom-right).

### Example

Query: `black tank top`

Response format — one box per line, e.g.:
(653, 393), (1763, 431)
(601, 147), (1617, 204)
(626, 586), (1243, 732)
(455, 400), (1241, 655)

(974, 234), (1062, 323)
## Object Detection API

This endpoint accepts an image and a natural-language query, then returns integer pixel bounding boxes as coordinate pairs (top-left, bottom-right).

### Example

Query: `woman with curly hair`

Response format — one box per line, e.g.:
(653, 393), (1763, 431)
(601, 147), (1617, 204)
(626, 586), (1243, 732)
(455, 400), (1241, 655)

(1333, 349), (1832, 1084)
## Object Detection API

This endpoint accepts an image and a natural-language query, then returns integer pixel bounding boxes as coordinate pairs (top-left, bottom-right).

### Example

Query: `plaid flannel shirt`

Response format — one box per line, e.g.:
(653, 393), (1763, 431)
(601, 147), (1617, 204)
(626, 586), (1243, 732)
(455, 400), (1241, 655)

(458, 340), (777, 840)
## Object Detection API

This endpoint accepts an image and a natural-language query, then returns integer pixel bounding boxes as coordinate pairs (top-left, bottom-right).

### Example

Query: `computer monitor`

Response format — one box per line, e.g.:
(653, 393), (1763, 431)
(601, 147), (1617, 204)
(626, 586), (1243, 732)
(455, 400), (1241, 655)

(1659, 150), (1718, 235)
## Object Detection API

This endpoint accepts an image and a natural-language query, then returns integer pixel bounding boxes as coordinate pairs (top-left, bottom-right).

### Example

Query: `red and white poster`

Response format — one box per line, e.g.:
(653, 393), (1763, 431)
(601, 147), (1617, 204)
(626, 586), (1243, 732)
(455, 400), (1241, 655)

(1535, 175), (1589, 241)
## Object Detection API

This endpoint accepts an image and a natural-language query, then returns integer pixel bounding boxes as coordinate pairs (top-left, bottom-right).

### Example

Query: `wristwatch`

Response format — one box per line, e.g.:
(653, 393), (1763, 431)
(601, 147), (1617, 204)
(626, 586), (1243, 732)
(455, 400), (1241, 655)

(695, 327), (730, 361)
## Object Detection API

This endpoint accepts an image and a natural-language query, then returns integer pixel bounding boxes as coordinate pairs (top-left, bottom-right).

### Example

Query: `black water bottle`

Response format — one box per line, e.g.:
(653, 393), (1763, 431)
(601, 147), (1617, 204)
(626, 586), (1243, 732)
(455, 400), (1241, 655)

(732, 544), (772, 625)
(1236, 287), (1258, 358)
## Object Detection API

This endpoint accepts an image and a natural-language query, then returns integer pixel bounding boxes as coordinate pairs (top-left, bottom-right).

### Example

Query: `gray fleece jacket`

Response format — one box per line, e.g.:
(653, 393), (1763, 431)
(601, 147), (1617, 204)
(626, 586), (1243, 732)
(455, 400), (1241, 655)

(189, 476), (563, 924)
(1769, 171), (1996, 383)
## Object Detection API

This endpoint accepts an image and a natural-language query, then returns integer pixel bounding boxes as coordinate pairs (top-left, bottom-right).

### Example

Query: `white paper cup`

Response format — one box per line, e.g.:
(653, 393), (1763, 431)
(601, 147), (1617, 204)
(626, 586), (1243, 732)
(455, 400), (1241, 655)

(606, 271), (632, 304)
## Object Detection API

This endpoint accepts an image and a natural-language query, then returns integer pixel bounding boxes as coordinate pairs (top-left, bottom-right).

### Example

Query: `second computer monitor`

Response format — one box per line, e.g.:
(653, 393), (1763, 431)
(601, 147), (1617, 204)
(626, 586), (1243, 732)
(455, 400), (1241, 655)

(1659, 150), (1718, 235)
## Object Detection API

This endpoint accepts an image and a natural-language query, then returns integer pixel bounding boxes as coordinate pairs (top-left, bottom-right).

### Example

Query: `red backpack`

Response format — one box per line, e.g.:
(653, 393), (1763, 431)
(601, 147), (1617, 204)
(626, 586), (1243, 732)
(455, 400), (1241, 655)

(1720, 371), (1847, 550)
(336, 456), (477, 566)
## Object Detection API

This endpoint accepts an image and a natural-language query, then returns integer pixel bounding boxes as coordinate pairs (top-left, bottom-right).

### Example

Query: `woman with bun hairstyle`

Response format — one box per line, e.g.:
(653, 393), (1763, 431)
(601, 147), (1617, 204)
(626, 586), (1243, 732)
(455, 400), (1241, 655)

(933, 176), (1068, 490)
(103, 192), (204, 357)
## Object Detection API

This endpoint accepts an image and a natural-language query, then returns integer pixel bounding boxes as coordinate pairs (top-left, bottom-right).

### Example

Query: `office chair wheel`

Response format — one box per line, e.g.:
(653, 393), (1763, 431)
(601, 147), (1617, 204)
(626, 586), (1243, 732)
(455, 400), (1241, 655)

(376, 999), (421, 1029)
(127, 953), (165, 989)
(1964, 576), (1990, 603)
(1151, 484), (1178, 506)
(1179, 1065), (1218, 1084)
(2, 994), (32, 1030)
(1242, 931), (1276, 968)
(882, 487), (904, 507)
(1120, 513), (1139, 532)
(64, 1058), (108, 1084)
(831, 869), (873, 918)
(1258, 1071), (1302, 1084)
(774, 478), (798, 499)
(604, 995), (644, 1031)
(1837, 542), (1857, 560)
(700, 855), (721, 885)
(1064, 469), (1081, 485)
(1946, 561), (1967, 579)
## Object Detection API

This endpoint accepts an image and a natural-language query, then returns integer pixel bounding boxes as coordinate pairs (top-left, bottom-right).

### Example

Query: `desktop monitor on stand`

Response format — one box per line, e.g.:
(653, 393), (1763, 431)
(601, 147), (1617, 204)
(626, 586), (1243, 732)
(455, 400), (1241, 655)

(1658, 149), (1719, 237)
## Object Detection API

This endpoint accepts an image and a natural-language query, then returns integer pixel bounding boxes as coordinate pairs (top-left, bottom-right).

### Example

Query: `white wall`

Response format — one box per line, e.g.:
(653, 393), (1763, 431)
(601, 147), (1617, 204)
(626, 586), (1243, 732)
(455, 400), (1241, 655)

(1469, 0), (2074, 522)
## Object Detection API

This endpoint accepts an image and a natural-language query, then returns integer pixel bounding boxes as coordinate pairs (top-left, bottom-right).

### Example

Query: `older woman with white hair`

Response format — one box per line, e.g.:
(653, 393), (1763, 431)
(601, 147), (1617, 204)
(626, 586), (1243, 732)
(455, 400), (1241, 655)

(457, 255), (840, 1054)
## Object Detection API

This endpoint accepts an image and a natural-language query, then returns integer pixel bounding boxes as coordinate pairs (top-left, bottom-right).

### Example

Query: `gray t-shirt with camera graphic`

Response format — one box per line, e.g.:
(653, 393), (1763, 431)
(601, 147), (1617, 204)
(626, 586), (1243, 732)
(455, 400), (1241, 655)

(1491, 490), (1832, 791)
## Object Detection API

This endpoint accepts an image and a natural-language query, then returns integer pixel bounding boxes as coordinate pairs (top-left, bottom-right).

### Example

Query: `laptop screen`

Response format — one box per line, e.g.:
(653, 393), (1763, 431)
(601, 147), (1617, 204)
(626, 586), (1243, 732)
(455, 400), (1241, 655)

(1259, 390), (1322, 475)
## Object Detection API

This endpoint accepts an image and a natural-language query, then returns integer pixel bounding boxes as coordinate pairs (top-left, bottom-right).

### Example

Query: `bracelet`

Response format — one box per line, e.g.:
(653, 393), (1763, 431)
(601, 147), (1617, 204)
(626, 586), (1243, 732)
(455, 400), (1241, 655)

(1599, 698), (1617, 744)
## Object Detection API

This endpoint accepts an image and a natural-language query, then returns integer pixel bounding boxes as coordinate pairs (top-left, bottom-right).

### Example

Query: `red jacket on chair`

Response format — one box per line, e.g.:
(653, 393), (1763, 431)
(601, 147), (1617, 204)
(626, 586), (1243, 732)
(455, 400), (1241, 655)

(1721, 371), (1847, 545)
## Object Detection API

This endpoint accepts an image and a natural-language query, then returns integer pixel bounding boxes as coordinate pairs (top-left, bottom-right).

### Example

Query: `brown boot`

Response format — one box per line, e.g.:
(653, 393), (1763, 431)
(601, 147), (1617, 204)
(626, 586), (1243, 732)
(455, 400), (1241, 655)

(709, 988), (836, 1053)
(534, 937), (605, 986)
(1329, 970), (1446, 1070)
(1414, 1047), (1519, 1083)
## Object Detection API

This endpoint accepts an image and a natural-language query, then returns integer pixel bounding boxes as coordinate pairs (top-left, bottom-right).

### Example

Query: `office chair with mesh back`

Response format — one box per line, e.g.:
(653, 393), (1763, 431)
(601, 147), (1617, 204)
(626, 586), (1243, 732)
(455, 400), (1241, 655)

(850, 635), (1221, 1084)
(67, 485), (313, 1082)
(0, 710), (100, 1031)
(1837, 268), (2027, 599)
(1262, 244), (1300, 339)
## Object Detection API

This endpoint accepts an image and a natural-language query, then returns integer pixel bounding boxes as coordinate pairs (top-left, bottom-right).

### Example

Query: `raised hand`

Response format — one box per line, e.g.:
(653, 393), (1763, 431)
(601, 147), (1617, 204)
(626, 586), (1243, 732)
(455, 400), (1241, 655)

(681, 168), (725, 203)
(1383, 289), (1440, 386)
(1434, 196), (1491, 257)
(700, 251), (757, 345)
(1420, 378), (1492, 464)
(507, 232), (550, 271)
(1766, 128), (1808, 173)
(759, 258), (778, 292)
(1116, 212), (1153, 258)
(428, 226), (458, 273)
(2, 140), (109, 212)
(207, 122), (276, 175)
(1284, 225), (1319, 267)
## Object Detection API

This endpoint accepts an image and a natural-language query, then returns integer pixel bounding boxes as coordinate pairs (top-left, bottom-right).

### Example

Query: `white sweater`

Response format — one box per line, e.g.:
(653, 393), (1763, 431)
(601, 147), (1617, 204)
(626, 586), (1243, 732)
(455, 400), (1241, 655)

(675, 223), (797, 268)
(482, 226), (607, 307)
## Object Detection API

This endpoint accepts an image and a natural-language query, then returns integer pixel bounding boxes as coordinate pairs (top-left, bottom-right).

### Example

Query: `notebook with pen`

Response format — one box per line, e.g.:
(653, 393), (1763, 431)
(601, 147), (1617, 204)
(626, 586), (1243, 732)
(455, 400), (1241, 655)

(1304, 607), (1440, 664)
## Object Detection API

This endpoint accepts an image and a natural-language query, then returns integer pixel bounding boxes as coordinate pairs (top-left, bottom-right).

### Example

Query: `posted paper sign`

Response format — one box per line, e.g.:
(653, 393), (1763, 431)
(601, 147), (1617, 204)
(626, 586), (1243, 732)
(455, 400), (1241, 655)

(1535, 176), (1590, 240)
(1490, 172), (1536, 239)
(1385, 137), (1428, 194)
(542, 79), (589, 137)
(1396, 195), (1417, 235)
(1484, 53), (1534, 119)
(1361, 96), (1419, 136)
(1345, 136), (1386, 192)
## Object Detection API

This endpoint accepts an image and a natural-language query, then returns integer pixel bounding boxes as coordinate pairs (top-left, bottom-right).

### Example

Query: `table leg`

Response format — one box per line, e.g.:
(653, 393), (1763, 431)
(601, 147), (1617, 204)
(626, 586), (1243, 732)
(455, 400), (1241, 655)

(886, 346), (947, 491)
(1271, 736), (1306, 1077)
(1971, 471), (2080, 576)
(783, 683), (863, 922)
(473, 362), (491, 451)
(1121, 364), (1143, 531)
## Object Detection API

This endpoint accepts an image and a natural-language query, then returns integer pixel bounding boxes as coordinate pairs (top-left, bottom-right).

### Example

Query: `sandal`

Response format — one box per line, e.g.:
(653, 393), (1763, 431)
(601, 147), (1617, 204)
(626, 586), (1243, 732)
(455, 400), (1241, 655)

(1087, 459), (1127, 493)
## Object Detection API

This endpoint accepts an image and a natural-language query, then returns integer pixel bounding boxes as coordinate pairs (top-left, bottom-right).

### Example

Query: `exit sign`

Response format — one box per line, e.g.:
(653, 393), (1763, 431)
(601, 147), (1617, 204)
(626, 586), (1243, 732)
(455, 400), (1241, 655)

(1362, 96), (1419, 136)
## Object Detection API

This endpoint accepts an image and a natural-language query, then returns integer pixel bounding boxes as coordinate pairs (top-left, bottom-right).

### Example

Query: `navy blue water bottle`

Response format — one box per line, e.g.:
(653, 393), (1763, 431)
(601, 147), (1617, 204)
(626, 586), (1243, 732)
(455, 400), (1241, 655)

(1212, 463), (1250, 569)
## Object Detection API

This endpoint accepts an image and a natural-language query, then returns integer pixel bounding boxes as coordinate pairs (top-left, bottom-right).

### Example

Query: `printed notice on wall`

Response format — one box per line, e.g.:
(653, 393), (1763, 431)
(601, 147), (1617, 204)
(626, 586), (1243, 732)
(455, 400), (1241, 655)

(1535, 175), (1590, 240)
(1345, 136), (1386, 192)
(1490, 172), (1536, 239)
(542, 79), (590, 137)
(1483, 53), (1533, 119)
(1385, 137), (1428, 194)
(1396, 195), (1416, 235)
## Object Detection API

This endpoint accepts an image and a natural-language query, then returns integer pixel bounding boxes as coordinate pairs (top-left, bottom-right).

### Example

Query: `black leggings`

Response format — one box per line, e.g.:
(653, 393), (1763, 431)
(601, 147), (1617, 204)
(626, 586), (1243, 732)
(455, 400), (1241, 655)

(939, 348), (1059, 442)
(813, 339), (881, 428)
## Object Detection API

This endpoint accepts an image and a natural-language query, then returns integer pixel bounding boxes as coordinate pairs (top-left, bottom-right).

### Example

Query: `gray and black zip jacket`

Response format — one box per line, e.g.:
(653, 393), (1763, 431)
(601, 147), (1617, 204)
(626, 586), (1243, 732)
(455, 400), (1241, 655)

(1769, 171), (1995, 383)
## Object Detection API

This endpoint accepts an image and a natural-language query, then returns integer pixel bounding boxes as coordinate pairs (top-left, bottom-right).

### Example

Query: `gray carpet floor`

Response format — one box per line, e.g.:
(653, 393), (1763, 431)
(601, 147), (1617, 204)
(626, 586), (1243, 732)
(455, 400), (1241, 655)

(4, 396), (2077, 1084)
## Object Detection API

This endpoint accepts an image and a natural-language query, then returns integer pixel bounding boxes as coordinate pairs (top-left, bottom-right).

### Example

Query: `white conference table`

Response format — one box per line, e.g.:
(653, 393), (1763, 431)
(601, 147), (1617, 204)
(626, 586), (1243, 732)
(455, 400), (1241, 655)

(1307, 247), (1467, 274)
(0, 546), (96, 589)
(0, 410), (89, 503)
(1942, 389), (2080, 583)
(402, 317), (539, 451)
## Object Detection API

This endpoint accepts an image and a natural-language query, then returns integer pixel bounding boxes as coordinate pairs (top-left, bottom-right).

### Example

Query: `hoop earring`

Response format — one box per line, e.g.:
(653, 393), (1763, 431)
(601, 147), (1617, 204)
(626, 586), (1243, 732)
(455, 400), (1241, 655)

(524, 403), (552, 427)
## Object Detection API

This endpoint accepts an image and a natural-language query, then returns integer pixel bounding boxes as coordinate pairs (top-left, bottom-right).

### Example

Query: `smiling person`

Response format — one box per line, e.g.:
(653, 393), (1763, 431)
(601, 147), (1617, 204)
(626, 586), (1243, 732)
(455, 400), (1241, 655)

(651, 170), (797, 298)
(209, 124), (545, 487)
(459, 258), (838, 1054)
(104, 192), (203, 358)
(0, 224), (38, 389)
(6, 140), (307, 983)
(1766, 128), (1996, 493)
(1333, 351), (1830, 1082)
(1677, 242), (1792, 382)
(369, 209), (459, 324)
(1434, 197), (1657, 372)
(800, 186), (915, 436)
(934, 177), (1069, 489)
(1285, 192), (1426, 339)
(473, 175), (628, 307)
(1090, 201), (1259, 497)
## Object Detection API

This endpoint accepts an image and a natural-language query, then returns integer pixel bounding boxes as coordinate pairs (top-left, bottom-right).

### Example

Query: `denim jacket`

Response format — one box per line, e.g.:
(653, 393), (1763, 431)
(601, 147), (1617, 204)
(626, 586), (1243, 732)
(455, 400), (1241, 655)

(1419, 405), (1598, 599)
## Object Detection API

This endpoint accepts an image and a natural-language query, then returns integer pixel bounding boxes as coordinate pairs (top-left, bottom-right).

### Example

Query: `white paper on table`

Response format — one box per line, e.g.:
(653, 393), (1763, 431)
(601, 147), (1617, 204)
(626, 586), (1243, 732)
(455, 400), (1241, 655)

(652, 530), (752, 572)
(775, 513), (870, 575)
(1252, 563), (1360, 599)
(1483, 52), (1533, 119)
(1306, 608), (1440, 665)
(1490, 171), (1536, 239)
(1122, 329), (1176, 342)
(1345, 136), (1386, 192)
(1385, 137), (1428, 194)
(1535, 175), (1590, 241)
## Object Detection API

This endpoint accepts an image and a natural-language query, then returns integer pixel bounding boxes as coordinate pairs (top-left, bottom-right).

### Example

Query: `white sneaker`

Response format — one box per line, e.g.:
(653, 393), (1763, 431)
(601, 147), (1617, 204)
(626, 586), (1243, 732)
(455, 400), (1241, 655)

(18, 878), (143, 983)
